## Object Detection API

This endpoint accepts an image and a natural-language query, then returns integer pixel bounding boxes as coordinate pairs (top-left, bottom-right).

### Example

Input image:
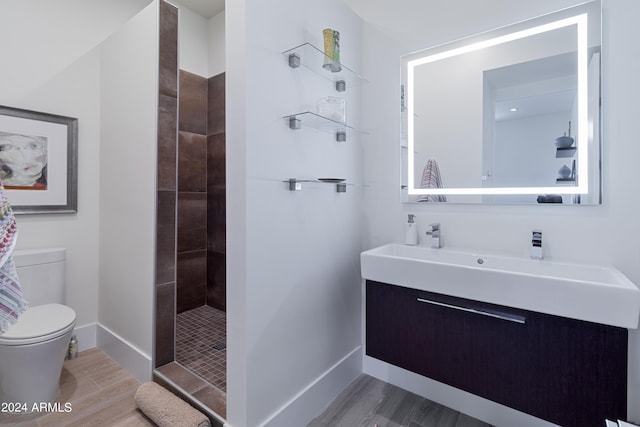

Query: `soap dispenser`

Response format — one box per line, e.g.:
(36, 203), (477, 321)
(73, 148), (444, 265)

(405, 214), (418, 245)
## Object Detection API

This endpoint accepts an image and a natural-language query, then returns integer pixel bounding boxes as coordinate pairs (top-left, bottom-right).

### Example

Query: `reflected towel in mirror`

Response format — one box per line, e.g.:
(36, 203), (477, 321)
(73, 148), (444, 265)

(417, 159), (447, 202)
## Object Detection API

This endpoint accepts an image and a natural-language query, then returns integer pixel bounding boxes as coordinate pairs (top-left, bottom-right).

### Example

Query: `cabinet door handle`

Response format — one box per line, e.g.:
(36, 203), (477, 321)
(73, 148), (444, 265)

(416, 298), (526, 324)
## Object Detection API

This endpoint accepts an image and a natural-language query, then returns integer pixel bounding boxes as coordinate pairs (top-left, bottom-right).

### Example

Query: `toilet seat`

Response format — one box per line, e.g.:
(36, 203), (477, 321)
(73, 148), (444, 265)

(0, 303), (76, 346)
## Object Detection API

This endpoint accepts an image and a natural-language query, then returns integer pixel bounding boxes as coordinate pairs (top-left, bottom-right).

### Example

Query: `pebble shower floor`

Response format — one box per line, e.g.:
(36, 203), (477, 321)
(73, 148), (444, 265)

(176, 305), (227, 392)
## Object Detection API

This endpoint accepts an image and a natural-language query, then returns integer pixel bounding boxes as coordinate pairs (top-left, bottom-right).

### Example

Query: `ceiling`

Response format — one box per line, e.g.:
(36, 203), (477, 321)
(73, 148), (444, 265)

(170, 0), (582, 37)
(343, 0), (583, 49)
(174, 0), (224, 18)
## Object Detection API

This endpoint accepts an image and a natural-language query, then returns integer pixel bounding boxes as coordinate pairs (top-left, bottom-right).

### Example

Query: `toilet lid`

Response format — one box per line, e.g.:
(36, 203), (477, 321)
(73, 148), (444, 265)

(0, 303), (76, 345)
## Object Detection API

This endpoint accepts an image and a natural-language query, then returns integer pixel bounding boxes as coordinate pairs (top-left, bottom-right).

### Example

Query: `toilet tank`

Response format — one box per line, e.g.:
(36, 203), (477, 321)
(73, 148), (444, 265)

(12, 248), (66, 307)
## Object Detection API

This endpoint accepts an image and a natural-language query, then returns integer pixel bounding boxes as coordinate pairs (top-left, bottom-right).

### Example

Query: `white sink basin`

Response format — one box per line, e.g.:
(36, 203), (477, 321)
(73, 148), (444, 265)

(361, 243), (640, 329)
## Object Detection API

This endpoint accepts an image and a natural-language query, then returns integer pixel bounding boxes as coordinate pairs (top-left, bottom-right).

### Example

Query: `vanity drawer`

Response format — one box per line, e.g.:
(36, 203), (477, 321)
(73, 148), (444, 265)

(365, 280), (627, 427)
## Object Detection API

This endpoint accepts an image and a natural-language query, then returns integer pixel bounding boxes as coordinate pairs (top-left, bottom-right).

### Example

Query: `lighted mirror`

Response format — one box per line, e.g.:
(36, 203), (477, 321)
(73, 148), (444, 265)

(401, 1), (601, 204)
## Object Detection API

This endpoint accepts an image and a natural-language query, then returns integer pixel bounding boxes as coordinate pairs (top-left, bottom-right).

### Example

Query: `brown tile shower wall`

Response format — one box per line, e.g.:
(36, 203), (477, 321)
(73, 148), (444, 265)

(207, 73), (226, 311)
(153, 0), (226, 369)
(178, 71), (208, 313)
(176, 71), (226, 313)
(155, 0), (178, 368)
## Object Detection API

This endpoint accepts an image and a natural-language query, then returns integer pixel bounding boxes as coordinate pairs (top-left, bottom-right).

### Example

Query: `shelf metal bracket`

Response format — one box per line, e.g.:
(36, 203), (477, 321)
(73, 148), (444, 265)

(289, 117), (301, 130)
(288, 53), (301, 68)
(288, 179), (302, 191)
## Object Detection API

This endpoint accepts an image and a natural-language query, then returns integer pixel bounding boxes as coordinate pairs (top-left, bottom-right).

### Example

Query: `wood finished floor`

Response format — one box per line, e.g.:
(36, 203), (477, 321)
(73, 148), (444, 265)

(0, 348), (154, 427)
(308, 375), (493, 427)
(1, 348), (491, 427)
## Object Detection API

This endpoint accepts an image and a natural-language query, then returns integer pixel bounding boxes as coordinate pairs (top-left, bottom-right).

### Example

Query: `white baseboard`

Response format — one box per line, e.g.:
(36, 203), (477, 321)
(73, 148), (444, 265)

(73, 323), (97, 352)
(363, 356), (558, 427)
(70, 323), (152, 384)
(259, 346), (362, 427)
(96, 323), (152, 383)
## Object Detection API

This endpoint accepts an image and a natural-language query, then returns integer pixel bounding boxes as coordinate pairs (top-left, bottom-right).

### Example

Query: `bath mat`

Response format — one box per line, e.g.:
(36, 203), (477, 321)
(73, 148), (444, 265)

(134, 382), (211, 427)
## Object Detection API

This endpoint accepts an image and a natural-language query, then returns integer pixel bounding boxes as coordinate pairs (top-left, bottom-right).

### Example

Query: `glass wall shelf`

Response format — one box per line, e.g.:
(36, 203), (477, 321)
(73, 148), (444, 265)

(284, 111), (367, 142)
(556, 177), (577, 184)
(556, 147), (577, 158)
(283, 43), (368, 90)
(284, 178), (349, 192)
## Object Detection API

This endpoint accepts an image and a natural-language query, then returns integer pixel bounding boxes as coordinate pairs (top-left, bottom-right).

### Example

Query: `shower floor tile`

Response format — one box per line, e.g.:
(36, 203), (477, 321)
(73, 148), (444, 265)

(176, 305), (226, 392)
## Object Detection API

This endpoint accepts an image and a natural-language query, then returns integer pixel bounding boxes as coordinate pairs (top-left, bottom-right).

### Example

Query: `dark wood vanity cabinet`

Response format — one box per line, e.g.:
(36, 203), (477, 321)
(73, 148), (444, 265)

(366, 280), (628, 427)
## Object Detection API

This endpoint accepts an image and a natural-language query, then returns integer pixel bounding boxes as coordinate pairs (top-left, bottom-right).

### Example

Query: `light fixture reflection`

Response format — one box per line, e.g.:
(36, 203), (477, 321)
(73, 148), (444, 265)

(407, 13), (589, 196)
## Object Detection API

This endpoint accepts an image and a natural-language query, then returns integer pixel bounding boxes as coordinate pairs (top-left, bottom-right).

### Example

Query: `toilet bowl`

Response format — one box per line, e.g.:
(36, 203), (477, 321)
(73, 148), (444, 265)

(0, 304), (76, 409)
(0, 248), (76, 412)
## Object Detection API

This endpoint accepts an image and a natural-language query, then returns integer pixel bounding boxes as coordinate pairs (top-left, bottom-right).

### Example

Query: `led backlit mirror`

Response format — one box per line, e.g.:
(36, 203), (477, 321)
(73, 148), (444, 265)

(402, 1), (601, 204)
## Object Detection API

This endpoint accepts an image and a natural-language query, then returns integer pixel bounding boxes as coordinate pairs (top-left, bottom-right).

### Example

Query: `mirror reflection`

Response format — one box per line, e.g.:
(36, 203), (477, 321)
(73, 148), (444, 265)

(402, 1), (601, 204)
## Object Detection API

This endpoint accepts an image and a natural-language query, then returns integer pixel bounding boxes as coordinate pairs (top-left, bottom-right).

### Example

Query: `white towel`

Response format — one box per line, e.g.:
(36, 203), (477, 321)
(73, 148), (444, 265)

(416, 159), (447, 202)
(0, 179), (25, 335)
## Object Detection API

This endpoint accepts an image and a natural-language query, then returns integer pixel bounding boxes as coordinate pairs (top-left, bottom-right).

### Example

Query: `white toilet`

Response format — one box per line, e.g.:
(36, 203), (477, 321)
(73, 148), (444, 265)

(0, 248), (77, 410)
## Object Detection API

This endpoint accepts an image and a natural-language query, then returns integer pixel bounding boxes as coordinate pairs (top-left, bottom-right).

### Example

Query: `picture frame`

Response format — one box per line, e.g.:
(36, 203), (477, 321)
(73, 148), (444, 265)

(0, 106), (78, 214)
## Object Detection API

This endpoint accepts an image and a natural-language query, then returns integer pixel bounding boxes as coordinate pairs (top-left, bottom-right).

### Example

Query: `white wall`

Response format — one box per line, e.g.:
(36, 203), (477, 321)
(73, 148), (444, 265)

(174, 2), (210, 77)
(227, 0), (364, 425)
(494, 113), (568, 188)
(0, 0), (151, 331)
(0, 0), (151, 106)
(170, 1), (226, 78)
(362, 0), (640, 423)
(606, 0), (640, 421)
(208, 11), (226, 76)
(10, 51), (102, 331)
(226, 0), (248, 424)
(98, 2), (159, 363)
